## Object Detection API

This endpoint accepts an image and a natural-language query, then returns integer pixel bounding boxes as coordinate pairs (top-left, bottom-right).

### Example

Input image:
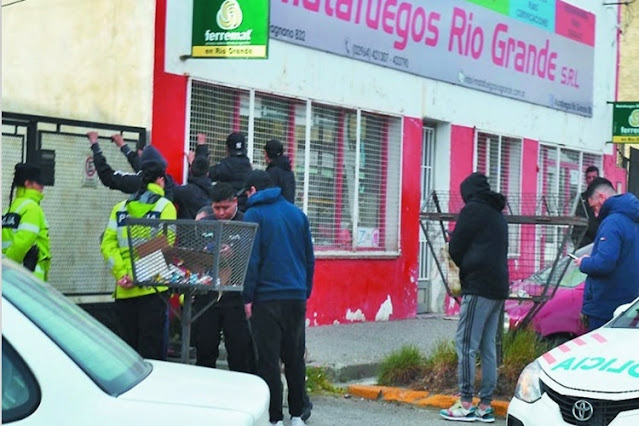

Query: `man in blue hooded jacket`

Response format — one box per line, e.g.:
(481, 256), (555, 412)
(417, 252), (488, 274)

(240, 170), (314, 426)
(575, 177), (639, 331)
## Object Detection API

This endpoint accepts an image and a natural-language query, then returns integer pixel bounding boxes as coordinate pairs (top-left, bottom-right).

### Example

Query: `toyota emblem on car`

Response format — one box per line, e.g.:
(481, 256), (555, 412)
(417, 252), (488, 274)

(572, 400), (594, 422)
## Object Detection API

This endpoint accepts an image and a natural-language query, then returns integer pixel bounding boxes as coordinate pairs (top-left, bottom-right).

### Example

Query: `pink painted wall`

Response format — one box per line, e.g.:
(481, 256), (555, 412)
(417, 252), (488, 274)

(445, 125), (475, 315)
(604, 153), (627, 192)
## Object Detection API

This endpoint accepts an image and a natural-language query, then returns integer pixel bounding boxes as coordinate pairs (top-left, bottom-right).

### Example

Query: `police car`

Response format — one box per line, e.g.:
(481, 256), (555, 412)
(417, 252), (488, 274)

(2, 258), (270, 425)
(507, 297), (639, 426)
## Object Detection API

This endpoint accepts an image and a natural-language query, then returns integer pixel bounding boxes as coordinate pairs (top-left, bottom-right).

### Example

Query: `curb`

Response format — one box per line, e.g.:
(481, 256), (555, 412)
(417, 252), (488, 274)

(347, 385), (510, 418)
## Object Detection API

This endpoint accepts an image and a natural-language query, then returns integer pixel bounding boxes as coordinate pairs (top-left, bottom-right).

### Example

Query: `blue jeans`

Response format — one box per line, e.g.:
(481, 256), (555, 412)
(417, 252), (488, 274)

(455, 294), (504, 405)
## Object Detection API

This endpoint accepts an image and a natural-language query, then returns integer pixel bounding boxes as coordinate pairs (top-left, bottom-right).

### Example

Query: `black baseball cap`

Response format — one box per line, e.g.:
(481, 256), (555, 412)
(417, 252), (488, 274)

(237, 170), (273, 196)
(264, 139), (284, 158)
(226, 132), (247, 156)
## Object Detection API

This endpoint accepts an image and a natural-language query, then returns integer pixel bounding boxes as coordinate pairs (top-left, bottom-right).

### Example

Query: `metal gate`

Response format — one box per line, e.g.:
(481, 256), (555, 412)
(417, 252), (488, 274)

(417, 125), (435, 313)
(2, 113), (147, 302)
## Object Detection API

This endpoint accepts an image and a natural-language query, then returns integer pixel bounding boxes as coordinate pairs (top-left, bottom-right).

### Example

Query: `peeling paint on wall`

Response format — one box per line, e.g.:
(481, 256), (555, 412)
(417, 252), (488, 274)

(375, 296), (393, 321)
(345, 309), (366, 322)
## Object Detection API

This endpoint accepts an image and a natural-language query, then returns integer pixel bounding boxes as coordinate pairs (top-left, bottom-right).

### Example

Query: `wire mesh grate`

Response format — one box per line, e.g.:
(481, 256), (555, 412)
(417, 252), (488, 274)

(126, 219), (257, 291)
(419, 191), (588, 311)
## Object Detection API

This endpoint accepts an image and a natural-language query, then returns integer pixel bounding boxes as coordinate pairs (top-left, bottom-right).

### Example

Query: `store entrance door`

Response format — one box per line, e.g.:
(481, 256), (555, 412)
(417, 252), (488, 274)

(417, 125), (435, 314)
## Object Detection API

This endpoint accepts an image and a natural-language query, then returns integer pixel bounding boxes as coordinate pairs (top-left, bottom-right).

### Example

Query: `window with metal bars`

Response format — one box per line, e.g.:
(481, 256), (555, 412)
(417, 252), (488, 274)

(538, 144), (603, 254)
(475, 132), (523, 257)
(188, 81), (402, 254)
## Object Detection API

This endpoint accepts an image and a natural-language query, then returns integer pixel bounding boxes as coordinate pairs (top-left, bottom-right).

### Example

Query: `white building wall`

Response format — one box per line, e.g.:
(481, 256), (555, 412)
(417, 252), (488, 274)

(2, 0), (156, 128)
(165, 0), (618, 157)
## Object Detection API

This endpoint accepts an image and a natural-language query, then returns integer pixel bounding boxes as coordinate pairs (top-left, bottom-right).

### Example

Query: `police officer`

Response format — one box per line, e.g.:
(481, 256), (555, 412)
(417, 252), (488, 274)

(101, 151), (177, 360)
(2, 163), (51, 281)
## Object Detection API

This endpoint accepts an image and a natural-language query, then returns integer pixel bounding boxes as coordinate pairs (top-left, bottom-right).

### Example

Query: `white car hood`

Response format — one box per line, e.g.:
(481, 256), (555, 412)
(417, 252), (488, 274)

(120, 361), (269, 417)
(539, 328), (639, 393)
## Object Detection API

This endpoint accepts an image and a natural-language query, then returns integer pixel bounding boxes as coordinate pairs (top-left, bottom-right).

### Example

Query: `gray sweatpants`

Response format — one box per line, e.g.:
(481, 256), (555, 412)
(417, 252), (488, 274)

(455, 294), (504, 405)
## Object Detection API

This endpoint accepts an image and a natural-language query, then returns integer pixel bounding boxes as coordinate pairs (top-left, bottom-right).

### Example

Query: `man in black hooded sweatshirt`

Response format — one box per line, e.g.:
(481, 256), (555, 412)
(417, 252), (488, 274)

(264, 139), (296, 204)
(440, 172), (509, 423)
(195, 132), (252, 211)
(173, 155), (212, 219)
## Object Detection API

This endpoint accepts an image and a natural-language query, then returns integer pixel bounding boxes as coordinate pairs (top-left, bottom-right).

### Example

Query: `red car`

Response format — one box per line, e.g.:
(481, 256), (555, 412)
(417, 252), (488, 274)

(504, 244), (592, 343)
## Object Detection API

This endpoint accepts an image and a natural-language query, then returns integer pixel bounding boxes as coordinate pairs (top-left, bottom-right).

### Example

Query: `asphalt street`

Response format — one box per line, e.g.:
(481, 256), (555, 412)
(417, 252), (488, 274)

(301, 394), (507, 426)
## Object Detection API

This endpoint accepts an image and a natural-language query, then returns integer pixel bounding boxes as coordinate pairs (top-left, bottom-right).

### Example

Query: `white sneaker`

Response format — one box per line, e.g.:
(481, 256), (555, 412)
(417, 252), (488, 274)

(291, 417), (307, 426)
(270, 421), (284, 426)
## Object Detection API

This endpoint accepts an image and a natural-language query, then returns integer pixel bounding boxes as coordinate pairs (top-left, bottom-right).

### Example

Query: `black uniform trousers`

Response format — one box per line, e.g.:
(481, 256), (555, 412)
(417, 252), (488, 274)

(115, 292), (167, 360)
(193, 293), (255, 373)
(251, 299), (306, 423)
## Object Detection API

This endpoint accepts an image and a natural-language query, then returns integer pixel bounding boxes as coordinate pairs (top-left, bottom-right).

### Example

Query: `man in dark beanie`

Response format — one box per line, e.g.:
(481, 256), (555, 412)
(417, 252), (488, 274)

(240, 170), (315, 426)
(172, 154), (212, 219)
(87, 131), (176, 201)
(440, 172), (508, 423)
(264, 139), (296, 203)
(195, 133), (252, 211)
(2, 162), (51, 281)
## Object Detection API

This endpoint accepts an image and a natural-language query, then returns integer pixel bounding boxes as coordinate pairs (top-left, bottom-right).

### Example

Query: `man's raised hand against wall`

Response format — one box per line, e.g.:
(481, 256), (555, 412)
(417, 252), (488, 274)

(86, 131), (99, 145)
(111, 134), (125, 148)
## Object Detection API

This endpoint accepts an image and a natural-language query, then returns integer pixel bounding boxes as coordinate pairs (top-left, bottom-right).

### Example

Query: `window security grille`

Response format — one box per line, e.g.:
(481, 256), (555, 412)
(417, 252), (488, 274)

(188, 81), (402, 254)
(189, 81), (249, 164)
(475, 132), (523, 257)
(538, 144), (603, 254)
(251, 93), (307, 204)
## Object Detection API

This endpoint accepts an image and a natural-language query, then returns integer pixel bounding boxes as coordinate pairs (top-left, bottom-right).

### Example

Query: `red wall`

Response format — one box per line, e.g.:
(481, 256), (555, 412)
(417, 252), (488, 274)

(152, 0), (187, 183)
(604, 153), (627, 192)
(152, 0), (422, 325)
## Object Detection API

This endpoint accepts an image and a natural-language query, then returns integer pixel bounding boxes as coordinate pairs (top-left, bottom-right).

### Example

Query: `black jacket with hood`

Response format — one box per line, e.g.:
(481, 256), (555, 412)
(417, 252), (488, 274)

(266, 155), (296, 203)
(173, 174), (212, 219)
(448, 173), (509, 300)
(195, 144), (252, 210)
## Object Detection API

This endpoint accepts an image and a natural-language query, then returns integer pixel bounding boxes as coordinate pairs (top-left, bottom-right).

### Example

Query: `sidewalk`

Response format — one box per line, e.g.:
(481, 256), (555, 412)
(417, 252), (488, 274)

(305, 314), (510, 417)
(305, 314), (458, 382)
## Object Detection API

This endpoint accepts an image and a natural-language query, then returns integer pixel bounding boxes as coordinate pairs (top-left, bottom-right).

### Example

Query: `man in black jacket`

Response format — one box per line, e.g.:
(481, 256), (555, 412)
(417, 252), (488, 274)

(192, 183), (255, 373)
(572, 165), (600, 248)
(264, 139), (296, 203)
(440, 173), (508, 423)
(195, 132), (252, 211)
(173, 155), (212, 219)
(86, 131), (176, 201)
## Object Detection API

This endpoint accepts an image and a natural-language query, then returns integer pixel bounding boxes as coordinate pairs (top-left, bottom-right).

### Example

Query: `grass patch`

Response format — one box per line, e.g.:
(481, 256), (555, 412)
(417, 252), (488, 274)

(305, 366), (343, 395)
(497, 328), (549, 397)
(377, 345), (428, 386)
(376, 330), (549, 399)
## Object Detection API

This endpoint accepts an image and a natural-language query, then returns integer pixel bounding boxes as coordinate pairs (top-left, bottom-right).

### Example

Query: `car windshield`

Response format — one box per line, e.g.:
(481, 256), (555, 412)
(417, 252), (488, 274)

(608, 299), (639, 329)
(528, 244), (592, 288)
(2, 261), (152, 396)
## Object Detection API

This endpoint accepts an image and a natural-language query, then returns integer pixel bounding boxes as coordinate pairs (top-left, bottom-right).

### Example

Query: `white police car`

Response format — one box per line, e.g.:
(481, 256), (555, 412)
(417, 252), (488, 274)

(2, 258), (270, 425)
(507, 297), (639, 425)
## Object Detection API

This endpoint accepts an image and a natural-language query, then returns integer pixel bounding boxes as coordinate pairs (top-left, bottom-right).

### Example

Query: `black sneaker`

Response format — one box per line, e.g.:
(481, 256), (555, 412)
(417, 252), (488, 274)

(301, 399), (313, 421)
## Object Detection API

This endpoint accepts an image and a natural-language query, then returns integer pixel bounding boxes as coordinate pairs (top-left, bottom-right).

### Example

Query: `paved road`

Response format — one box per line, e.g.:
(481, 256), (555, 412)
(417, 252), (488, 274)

(298, 394), (507, 426)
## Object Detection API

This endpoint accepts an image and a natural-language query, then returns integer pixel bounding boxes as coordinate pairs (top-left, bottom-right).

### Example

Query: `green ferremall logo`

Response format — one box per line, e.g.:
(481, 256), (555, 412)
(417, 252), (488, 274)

(204, 0), (252, 43)
(217, 0), (242, 30)
(629, 109), (639, 128)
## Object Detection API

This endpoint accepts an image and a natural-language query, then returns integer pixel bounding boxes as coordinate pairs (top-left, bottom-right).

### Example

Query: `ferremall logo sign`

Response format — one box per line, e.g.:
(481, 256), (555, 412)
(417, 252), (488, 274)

(191, 0), (269, 59)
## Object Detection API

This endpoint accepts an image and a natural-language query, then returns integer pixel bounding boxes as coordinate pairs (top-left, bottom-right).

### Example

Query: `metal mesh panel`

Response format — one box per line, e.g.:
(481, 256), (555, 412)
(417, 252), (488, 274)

(252, 93), (307, 203)
(420, 191), (587, 329)
(307, 104), (344, 248)
(39, 131), (139, 295)
(357, 113), (401, 251)
(419, 126), (435, 281)
(126, 219), (256, 291)
(189, 81), (250, 164)
(1, 131), (25, 208)
(560, 149), (581, 215)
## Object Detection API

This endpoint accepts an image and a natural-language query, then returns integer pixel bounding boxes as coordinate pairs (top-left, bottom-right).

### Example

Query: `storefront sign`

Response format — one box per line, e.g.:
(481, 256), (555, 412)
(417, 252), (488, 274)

(192, 0), (269, 58)
(612, 102), (639, 143)
(270, 0), (594, 116)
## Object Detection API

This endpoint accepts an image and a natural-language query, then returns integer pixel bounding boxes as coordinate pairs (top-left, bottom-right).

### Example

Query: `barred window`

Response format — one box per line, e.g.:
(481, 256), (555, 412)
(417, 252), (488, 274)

(188, 81), (402, 255)
(189, 81), (249, 163)
(475, 132), (523, 256)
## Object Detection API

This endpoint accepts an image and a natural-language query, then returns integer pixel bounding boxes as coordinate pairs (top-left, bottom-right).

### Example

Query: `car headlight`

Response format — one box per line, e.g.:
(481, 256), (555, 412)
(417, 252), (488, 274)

(514, 360), (543, 403)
